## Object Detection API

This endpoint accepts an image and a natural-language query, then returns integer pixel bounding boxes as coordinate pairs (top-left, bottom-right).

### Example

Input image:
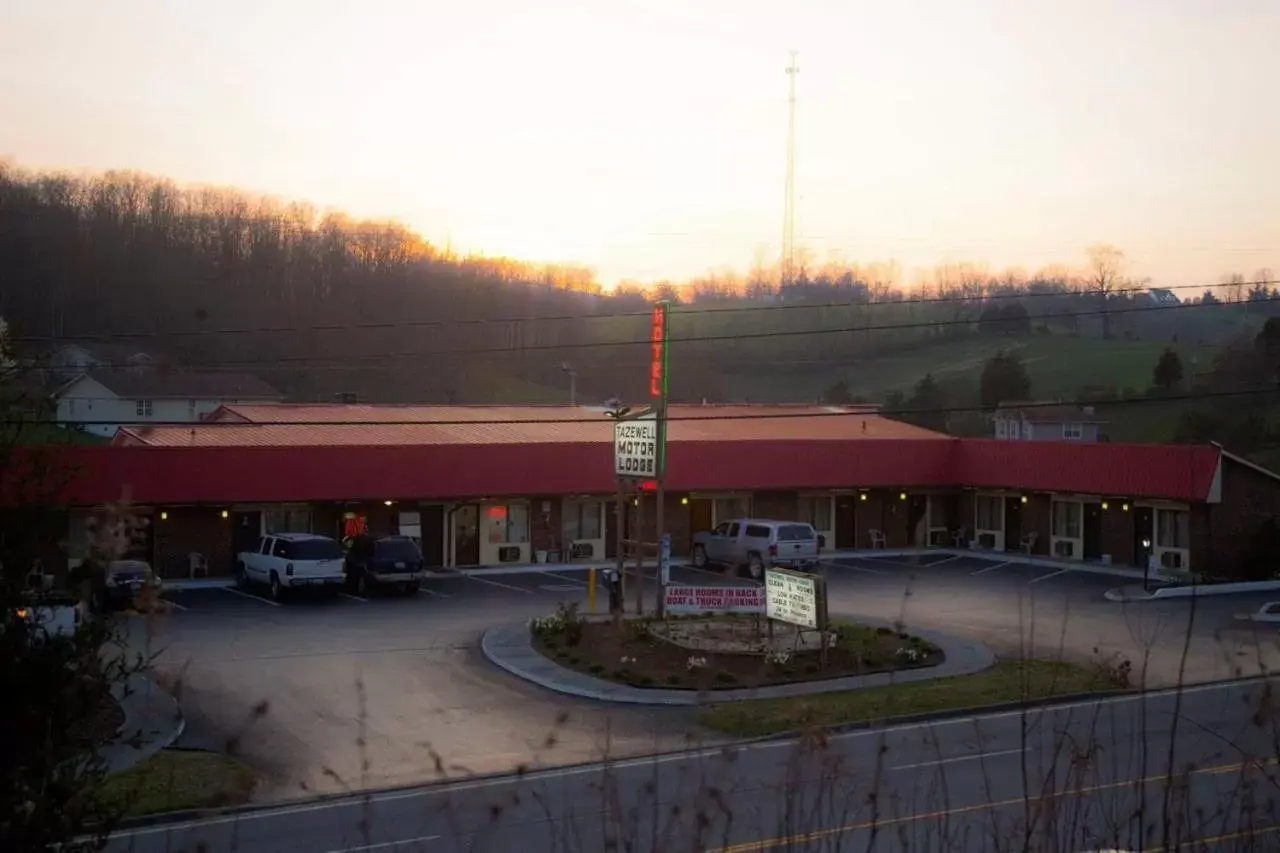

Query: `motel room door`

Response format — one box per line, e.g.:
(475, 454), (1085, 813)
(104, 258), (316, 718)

(689, 498), (713, 554)
(452, 504), (480, 567)
(419, 505), (445, 568)
(231, 511), (261, 570)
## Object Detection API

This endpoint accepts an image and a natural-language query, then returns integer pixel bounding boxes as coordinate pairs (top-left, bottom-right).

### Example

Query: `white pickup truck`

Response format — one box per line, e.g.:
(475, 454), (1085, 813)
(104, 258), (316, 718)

(234, 532), (346, 601)
(691, 518), (824, 578)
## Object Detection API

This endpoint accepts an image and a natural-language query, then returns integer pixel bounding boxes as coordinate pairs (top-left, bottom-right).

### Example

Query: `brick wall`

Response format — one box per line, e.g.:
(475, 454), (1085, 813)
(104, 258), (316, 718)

(153, 507), (234, 579)
(1204, 458), (1280, 577)
(530, 497), (562, 554)
(753, 491), (798, 520)
(1100, 506), (1134, 567)
(1023, 495), (1051, 556)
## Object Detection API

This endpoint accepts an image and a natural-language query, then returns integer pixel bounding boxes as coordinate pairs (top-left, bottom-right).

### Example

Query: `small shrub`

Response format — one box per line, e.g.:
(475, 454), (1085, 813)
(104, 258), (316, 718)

(1092, 647), (1133, 689)
(543, 637), (560, 650)
(876, 626), (893, 636)
(636, 675), (655, 687)
(567, 655), (581, 666)
(666, 674), (682, 686)
(554, 650), (568, 659)
(804, 663), (820, 674)
(895, 646), (927, 663)
(613, 669), (631, 681)
(588, 663), (605, 675)
(713, 670), (737, 685)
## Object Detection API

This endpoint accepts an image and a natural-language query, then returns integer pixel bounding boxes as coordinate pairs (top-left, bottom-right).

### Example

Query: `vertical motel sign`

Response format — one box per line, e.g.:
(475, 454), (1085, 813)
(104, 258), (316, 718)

(649, 302), (670, 477)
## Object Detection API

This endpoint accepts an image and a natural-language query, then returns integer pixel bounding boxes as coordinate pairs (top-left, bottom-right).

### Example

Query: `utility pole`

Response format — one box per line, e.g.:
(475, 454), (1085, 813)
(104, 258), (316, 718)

(561, 362), (578, 406)
(651, 302), (670, 616)
(781, 50), (799, 291)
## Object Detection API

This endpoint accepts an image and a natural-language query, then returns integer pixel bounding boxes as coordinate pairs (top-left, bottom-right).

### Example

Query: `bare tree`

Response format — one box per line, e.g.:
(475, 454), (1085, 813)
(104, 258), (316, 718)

(1085, 243), (1126, 339)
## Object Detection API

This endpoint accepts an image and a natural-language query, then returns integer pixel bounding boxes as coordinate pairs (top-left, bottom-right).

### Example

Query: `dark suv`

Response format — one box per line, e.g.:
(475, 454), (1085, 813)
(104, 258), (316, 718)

(344, 535), (425, 596)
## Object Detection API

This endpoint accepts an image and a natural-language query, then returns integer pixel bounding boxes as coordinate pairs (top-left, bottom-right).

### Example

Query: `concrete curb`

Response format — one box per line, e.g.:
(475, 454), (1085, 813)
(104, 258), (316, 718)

(481, 615), (996, 706)
(1106, 579), (1280, 602)
(103, 673), (186, 775)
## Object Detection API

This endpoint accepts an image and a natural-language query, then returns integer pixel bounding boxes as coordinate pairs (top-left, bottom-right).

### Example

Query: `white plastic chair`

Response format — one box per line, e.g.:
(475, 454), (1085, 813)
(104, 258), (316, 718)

(188, 552), (209, 579)
(868, 529), (886, 549)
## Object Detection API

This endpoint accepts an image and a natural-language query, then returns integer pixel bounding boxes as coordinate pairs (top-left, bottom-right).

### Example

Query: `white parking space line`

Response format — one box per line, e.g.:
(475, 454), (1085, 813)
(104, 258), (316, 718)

(418, 588), (450, 598)
(339, 592), (368, 602)
(322, 835), (441, 853)
(969, 561), (1011, 577)
(538, 571), (588, 586)
(890, 747), (1025, 771)
(834, 561), (888, 575)
(464, 575), (533, 594)
(160, 598), (188, 611)
(928, 555), (962, 567)
(218, 586), (281, 607)
(1028, 568), (1070, 585)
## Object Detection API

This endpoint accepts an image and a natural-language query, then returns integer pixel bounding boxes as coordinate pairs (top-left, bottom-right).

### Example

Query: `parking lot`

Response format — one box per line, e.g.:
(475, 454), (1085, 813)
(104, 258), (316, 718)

(127, 564), (737, 803)
(125, 554), (1280, 804)
(823, 552), (1280, 687)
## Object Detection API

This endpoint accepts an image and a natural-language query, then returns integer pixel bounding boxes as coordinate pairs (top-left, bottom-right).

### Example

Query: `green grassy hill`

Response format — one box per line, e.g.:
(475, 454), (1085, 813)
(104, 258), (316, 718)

(717, 334), (1213, 405)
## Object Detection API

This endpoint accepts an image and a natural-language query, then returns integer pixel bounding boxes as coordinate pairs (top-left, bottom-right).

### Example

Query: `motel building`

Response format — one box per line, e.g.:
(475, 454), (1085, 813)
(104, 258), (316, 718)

(26, 402), (1280, 583)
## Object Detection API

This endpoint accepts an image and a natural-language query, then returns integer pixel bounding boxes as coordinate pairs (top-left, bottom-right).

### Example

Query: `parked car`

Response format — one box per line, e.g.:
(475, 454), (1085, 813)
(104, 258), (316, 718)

(690, 519), (824, 578)
(90, 558), (154, 613)
(344, 535), (425, 596)
(235, 533), (346, 601)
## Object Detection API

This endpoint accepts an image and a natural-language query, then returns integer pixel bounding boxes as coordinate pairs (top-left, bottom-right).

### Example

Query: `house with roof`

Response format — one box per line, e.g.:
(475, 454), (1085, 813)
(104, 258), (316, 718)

(51, 370), (284, 437)
(45, 341), (169, 381)
(15, 402), (1277, 584)
(994, 402), (1106, 443)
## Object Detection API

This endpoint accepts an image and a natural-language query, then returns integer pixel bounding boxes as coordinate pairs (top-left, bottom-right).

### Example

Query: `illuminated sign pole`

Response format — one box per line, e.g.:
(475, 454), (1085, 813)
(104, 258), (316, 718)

(650, 302), (670, 617)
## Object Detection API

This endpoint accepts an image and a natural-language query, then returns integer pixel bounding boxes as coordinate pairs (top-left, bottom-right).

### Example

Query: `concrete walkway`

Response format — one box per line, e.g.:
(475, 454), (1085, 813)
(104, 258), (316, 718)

(1106, 578), (1280, 602)
(481, 616), (995, 706)
(101, 673), (186, 774)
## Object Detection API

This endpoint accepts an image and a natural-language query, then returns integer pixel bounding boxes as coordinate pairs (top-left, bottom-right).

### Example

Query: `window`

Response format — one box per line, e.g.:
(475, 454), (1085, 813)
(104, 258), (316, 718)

(281, 538), (344, 560)
(745, 524), (771, 538)
(713, 522), (730, 536)
(975, 495), (1003, 531)
(188, 399), (197, 419)
(713, 497), (750, 525)
(1156, 509), (1189, 550)
(504, 504), (530, 543)
(265, 508), (312, 534)
(995, 419), (1007, 439)
(1062, 422), (1083, 440)
(797, 495), (833, 532)
(1052, 501), (1082, 539)
(778, 524), (815, 541)
(135, 399), (153, 418)
(727, 523), (741, 537)
(564, 501), (603, 541)
(374, 538), (422, 561)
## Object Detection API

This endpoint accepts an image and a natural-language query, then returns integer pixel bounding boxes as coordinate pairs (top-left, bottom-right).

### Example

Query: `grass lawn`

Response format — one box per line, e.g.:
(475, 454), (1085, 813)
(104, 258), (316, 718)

(697, 659), (1116, 738)
(717, 334), (1212, 405)
(101, 749), (257, 817)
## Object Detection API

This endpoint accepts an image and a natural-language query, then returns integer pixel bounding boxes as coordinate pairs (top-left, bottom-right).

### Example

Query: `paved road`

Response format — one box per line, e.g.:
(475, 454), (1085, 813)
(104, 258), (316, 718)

(107, 678), (1280, 853)
(123, 557), (1280, 803)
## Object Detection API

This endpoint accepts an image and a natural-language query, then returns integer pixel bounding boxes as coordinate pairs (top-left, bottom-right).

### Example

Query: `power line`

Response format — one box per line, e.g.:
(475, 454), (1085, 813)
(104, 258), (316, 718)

(24, 386), (1280, 430)
(17, 278), (1276, 346)
(38, 292), (1280, 372)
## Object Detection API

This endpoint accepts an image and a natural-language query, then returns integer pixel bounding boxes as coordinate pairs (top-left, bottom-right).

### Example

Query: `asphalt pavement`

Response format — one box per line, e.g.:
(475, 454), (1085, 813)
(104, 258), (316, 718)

(106, 676), (1280, 853)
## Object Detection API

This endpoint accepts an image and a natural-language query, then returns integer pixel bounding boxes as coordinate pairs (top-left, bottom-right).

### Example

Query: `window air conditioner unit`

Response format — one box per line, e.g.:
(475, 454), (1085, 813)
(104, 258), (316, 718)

(498, 546), (521, 563)
(1160, 550), (1184, 570)
(978, 532), (997, 549)
(1053, 540), (1075, 558)
(571, 542), (595, 559)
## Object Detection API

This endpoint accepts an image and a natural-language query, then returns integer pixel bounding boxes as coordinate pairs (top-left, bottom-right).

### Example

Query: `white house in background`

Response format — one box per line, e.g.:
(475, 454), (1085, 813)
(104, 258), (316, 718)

(52, 370), (283, 437)
(47, 342), (168, 381)
(994, 403), (1106, 443)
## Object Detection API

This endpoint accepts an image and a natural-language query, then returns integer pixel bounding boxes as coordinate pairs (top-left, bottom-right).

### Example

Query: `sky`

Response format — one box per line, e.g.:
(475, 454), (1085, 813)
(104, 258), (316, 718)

(1, 0), (1277, 288)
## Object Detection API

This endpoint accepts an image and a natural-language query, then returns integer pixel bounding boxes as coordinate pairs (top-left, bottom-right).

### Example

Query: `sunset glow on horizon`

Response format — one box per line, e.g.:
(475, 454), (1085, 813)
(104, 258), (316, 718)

(2, 0), (1276, 289)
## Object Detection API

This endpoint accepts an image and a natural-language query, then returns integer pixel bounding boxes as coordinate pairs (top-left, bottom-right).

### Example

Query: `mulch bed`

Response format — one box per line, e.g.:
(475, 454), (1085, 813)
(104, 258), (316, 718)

(532, 615), (944, 691)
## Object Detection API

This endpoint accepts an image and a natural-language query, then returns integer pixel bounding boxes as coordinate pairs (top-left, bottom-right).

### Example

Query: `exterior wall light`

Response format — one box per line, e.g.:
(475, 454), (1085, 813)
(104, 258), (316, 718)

(1101, 501), (1110, 510)
(1021, 495), (1028, 504)
(1122, 503), (1130, 512)
(680, 497), (689, 505)
(220, 509), (229, 519)
(159, 511), (168, 521)
(860, 492), (868, 501)
(384, 500), (394, 506)
(899, 492), (907, 501)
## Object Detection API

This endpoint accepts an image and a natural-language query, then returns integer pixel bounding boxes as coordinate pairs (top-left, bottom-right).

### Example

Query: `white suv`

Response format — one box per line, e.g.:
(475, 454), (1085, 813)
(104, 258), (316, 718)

(235, 533), (346, 601)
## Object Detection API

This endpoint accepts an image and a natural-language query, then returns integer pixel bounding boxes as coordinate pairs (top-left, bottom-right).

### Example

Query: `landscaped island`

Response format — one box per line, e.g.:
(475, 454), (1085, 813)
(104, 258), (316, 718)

(529, 603), (943, 691)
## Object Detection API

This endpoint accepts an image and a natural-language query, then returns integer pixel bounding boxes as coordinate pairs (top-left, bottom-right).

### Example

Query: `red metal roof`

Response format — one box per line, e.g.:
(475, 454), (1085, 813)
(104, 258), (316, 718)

(25, 439), (957, 506)
(12, 437), (1225, 507)
(115, 404), (944, 447)
(953, 440), (1221, 502)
